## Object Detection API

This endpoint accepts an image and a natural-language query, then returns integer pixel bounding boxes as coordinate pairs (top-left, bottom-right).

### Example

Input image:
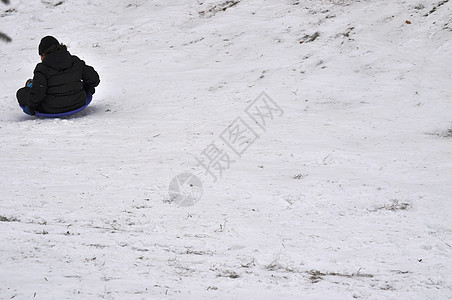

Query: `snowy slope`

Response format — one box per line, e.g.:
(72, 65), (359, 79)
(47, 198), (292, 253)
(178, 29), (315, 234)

(0, 0), (451, 298)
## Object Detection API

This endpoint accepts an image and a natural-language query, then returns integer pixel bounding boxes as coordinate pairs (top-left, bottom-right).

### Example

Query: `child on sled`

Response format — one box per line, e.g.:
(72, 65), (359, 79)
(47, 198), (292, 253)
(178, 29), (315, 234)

(17, 36), (100, 115)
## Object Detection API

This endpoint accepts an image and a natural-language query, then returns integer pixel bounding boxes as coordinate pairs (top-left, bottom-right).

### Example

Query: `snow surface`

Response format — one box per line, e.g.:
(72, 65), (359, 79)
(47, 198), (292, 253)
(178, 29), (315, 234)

(1, 0), (451, 298)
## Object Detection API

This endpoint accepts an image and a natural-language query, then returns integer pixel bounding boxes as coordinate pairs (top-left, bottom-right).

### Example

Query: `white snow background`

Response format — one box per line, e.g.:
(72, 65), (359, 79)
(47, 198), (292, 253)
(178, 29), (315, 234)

(0, 0), (451, 298)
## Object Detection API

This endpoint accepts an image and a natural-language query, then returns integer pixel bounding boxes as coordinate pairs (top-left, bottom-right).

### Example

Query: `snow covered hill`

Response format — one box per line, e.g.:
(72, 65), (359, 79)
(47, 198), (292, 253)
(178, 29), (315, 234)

(0, 0), (451, 298)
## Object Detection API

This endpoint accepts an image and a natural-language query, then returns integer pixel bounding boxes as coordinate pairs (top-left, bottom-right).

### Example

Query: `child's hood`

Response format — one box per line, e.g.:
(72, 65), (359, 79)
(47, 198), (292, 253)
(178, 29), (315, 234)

(42, 49), (73, 70)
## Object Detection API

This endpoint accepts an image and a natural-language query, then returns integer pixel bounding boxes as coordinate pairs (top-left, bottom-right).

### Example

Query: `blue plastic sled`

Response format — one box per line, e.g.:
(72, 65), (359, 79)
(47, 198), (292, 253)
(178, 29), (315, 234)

(21, 93), (93, 118)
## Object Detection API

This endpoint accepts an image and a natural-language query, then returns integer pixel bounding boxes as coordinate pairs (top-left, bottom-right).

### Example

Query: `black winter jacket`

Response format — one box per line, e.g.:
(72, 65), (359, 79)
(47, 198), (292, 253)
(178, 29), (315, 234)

(26, 48), (100, 113)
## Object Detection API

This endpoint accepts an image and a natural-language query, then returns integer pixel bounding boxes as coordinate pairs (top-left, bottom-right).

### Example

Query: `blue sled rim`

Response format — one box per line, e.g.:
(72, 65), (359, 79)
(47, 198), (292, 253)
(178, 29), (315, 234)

(21, 93), (93, 118)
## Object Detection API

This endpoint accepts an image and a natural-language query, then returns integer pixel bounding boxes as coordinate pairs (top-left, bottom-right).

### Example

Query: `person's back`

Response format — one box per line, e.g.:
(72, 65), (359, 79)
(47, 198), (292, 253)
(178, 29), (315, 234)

(17, 36), (100, 115)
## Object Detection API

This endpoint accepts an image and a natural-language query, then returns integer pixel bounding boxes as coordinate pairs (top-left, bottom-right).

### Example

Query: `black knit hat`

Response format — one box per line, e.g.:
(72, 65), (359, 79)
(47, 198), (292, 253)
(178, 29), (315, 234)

(38, 36), (59, 55)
